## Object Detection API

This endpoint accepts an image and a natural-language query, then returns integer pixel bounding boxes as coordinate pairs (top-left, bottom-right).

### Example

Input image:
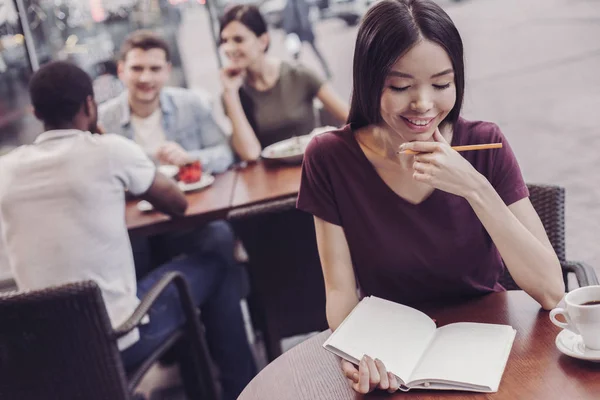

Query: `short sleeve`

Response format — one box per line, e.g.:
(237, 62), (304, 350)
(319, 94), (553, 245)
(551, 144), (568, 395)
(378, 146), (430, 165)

(295, 64), (324, 99)
(488, 125), (529, 205)
(297, 135), (342, 225)
(104, 134), (156, 196)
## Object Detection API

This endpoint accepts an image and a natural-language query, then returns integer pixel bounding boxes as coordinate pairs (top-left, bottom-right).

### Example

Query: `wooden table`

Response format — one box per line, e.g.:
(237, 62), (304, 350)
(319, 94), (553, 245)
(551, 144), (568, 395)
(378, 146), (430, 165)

(125, 162), (303, 235)
(125, 169), (237, 236)
(239, 291), (600, 400)
(228, 161), (302, 218)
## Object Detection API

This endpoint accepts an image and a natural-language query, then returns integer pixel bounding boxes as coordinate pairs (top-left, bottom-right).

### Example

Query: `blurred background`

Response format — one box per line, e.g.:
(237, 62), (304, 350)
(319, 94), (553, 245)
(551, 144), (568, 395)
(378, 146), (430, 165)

(1, 0), (599, 397)
(1, 0), (598, 273)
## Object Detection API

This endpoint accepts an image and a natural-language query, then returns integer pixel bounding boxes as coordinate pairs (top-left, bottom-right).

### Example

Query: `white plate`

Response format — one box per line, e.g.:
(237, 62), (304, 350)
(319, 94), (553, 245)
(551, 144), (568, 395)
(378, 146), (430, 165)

(260, 126), (336, 164)
(555, 329), (600, 362)
(136, 174), (215, 212)
(178, 174), (215, 193)
(158, 164), (179, 178)
(137, 200), (154, 212)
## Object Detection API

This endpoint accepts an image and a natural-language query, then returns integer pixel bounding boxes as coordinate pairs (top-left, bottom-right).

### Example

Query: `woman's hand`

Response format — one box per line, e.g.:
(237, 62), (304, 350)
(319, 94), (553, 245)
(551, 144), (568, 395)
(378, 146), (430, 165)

(400, 128), (486, 199)
(220, 67), (245, 93)
(341, 356), (400, 394)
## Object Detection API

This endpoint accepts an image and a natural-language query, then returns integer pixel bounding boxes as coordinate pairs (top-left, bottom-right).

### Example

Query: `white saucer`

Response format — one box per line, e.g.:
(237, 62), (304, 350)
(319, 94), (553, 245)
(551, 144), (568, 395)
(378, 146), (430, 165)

(556, 329), (600, 362)
(136, 174), (215, 212)
(178, 174), (214, 192)
(157, 164), (179, 179)
(137, 200), (154, 212)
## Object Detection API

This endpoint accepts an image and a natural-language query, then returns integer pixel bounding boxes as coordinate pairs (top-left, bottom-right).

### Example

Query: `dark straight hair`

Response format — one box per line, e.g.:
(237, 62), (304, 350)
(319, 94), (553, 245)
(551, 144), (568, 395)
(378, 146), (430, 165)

(219, 4), (268, 47)
(219, 4), (270, 135)
(347, 0), (465, 129)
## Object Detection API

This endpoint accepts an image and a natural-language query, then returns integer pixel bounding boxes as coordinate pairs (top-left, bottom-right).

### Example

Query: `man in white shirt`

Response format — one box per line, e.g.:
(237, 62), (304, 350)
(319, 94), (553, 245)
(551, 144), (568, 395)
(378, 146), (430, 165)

(0, 61), (255, 400)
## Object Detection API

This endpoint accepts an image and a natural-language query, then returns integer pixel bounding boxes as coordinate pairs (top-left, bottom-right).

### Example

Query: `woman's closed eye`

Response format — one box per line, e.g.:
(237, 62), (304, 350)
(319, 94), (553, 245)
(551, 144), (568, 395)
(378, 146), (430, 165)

(390, 85), (410, 92)
(433, 83), (452, 90)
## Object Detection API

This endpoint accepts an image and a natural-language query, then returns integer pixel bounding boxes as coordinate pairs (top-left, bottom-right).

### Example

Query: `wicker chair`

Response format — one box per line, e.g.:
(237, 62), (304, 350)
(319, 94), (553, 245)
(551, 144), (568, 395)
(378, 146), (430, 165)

(0, 272), (219, 400)
(498, 183), (599, 291)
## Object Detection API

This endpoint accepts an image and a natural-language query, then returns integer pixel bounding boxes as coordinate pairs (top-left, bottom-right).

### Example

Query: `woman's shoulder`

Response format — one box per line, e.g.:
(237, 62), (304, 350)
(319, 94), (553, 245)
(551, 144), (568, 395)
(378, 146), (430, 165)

(280, 61), (323, 85)
(304, 125), (357, 163)
(454, 117), (507, 145)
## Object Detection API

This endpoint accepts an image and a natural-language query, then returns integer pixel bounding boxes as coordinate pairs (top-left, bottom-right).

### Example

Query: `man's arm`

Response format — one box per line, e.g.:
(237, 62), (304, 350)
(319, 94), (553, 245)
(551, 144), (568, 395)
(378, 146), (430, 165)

(139, 172), (187, 217)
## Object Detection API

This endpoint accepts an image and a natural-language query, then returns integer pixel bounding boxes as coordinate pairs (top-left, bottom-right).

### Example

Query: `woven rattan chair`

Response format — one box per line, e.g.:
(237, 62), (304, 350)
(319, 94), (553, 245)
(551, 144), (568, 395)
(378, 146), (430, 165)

(498, 183), (599, 291)
(0, 272), (218, 400)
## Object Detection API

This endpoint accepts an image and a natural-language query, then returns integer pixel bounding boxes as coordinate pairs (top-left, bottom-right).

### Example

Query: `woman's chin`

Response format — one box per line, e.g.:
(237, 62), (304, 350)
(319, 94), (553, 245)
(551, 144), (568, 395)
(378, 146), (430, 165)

(394, 127), (436, 142)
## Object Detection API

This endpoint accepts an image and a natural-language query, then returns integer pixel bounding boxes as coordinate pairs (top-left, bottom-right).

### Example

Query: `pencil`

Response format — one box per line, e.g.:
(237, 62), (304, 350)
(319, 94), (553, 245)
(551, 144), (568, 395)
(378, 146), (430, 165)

(398, 143), (503, 155)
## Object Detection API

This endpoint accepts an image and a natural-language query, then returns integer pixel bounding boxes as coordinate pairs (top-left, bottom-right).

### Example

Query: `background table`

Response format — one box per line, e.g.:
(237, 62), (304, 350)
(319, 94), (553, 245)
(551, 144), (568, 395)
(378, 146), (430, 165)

(239, 291), (600, 400)
(229, 161), (302, 212)
(126, 169), (237, 236)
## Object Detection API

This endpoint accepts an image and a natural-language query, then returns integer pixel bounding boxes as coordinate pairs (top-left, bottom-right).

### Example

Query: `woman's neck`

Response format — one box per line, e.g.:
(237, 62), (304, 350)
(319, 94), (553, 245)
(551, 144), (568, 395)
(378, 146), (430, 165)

(246, 56), (280, 91)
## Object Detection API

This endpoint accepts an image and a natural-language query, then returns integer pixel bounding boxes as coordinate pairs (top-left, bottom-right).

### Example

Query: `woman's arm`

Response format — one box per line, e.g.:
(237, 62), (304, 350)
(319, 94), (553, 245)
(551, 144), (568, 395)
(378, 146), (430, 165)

(316, 84), (349, 125)
(313, 216), (359, 331)
(406, 129), (564, 310)
(467, 185), (564, 309)
(314, 216), (400, 394)
(222, 89), (262, 161)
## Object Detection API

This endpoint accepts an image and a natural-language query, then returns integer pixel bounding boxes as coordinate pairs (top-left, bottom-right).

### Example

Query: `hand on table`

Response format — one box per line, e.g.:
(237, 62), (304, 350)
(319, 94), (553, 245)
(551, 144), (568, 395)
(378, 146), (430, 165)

(400, 128), (484, 199)
(341, 356), (400, 394)
(155, 141), (192, 166)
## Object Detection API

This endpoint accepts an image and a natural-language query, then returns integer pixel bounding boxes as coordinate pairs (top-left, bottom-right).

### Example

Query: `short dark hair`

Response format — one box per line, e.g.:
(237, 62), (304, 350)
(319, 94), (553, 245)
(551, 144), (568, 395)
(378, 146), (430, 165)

(219, 4), (269, 51)
(29, 61), (94, 126)
(119, 30), (171, 62)
(347, 0), (465, 129)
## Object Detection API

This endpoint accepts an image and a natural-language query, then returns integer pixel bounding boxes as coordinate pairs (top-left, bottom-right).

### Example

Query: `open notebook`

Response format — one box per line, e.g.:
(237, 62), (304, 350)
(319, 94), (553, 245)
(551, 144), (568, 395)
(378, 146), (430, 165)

(323, 296), (516, 392)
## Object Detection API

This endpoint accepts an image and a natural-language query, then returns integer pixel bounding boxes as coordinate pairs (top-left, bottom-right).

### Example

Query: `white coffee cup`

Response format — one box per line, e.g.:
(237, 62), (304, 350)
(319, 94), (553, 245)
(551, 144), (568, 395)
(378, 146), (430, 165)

(550, 285), (600, 350)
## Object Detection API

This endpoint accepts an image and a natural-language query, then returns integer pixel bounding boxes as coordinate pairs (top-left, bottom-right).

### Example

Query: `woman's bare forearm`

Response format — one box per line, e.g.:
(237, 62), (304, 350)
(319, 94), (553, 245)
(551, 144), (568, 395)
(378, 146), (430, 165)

(222, 90), (262, 161)
(466, 178), (564, 309)
(326, 288), (360, 331)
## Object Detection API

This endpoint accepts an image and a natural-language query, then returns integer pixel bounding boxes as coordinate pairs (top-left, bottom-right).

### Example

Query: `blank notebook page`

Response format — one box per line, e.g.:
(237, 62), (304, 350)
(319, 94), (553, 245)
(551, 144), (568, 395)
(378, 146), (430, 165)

(325, 297), (436, 381)
(409, 322), (515, 389)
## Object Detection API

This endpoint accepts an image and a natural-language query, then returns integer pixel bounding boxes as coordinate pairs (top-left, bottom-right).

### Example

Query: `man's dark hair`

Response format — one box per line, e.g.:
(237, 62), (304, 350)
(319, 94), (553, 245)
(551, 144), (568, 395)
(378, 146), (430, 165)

(348, 0), (465, 129)
(29, 61), (94, 126)
(119, 30), (171, 62)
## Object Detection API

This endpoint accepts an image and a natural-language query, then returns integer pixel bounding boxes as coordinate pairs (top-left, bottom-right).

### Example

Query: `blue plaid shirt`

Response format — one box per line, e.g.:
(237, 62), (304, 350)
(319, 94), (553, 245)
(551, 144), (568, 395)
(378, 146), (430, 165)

(98, 87), (234, 174)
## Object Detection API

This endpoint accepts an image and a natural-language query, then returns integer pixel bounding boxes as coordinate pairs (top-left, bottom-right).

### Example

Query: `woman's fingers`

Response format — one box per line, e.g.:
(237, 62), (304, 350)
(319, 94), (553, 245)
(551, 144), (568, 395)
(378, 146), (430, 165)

(341, 360), (359, 383)
(365, 355), (380, 391)
(400, 140), (440, 154)
(346, 356), (398, 394)
(374, 358), (389, 390)
(387, 371), (400, 393)
(356, 356), (371, 393)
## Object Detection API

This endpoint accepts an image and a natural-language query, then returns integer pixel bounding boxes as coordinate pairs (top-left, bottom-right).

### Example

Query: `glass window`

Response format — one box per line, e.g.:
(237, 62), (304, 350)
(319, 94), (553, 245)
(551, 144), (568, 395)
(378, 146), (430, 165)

(0, 0), (41, 150)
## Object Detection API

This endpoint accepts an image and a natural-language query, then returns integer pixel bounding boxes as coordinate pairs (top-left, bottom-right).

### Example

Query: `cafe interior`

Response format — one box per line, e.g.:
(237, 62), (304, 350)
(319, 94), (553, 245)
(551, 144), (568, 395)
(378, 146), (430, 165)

(1, 0), (600, 399)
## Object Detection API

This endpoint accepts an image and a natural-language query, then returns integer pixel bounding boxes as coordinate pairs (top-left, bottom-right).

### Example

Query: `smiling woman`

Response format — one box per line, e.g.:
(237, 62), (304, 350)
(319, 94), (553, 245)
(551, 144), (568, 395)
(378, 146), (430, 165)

(218, 4), (349, 161)
(296, 0), (565, 395)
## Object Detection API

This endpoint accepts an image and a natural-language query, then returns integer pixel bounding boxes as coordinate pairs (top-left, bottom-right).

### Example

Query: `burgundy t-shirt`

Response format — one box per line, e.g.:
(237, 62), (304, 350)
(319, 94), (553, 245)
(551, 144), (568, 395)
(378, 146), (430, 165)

(297, 118), (529, 306)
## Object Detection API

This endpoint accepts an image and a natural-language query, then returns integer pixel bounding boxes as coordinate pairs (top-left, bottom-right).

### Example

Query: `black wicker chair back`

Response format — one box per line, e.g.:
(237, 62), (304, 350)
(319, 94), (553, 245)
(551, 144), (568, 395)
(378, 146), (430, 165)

(0, 281), (130, 400)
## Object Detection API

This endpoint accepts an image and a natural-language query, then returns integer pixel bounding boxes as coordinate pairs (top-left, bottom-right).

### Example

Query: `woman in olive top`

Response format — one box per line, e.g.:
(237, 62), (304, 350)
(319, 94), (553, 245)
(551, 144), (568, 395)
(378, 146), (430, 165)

(219, 4), (349, 161)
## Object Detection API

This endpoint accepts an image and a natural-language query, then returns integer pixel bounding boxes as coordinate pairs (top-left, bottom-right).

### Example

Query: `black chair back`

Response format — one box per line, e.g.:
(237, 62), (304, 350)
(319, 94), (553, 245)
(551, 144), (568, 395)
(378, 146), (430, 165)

(0, 281), (130, 400)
